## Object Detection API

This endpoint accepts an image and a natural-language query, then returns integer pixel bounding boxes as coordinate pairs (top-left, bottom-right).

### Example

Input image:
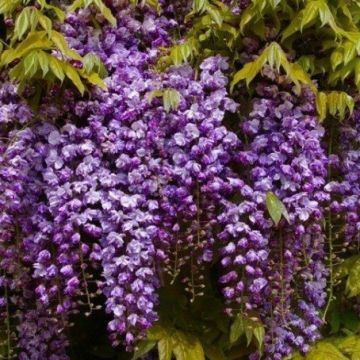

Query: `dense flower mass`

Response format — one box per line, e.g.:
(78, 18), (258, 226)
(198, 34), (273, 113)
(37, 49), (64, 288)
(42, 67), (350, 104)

(326, 110), (360, 249)
(0, 1), (360, 359)
(241, 84), (328, 359)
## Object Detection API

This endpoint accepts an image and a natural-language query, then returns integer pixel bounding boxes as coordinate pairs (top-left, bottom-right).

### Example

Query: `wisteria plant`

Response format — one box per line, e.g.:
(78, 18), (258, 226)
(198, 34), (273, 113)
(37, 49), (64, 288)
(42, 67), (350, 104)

(1, 0), (360, 359)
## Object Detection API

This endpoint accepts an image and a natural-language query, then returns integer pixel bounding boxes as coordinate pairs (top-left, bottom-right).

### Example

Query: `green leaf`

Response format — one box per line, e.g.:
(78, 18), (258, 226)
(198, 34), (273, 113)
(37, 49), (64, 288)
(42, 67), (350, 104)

(51, 31), (82, 60)
(132, 340), (156, 360)
(206, 5), (223, 26)
(68, 0), (84, 12)
(193, 0), (207, 13)
(346, 258), (360, 297)
(297, 55), (316, 75)
(146, 89), (164, 103)
(36, 0), (46, 9)
(334, 335), (360, 359)
(147, 325), (168, 341)
(37, 50), (49, 76)
(15, 8), (30, 40)
(29, 8), (40, 32)
(316, 91), (327, 121)
(230, 42), (314, 92)
(266, 191), (290, 226)
(93, 0), (117, 26)
(38, 13), (53, 34)
(64, 63), (85, 94)
(146, 0), (161, 13)
(158, 338), (173, 360)
(282, 0), (343, 41)
(306, 342), (348, 360)
(335, 255), (360, 280)
(172, 332), (205, 360)
(49, 56), (65, 81)
(1, 32), (52, 66)
(239, 6), (255, 33)
(300, 2), (319, 31)
(253, 323), (265, 350)
(46, 4), (65, 22)
(0, 0), (21, 14)
(23, 51), (39, 77)
(163, 89), (181, 112)
(288, 63), (315, 92)
(230, 314), (245, 344)
(9, 61), (25, 81)
(230, 314), (264, 351)
(170, 41), (196, 66)
(331, 49), (344, 70)
(326, 91), (354, 120)
(82, 72), (107, 90)
(343, 41), (356, 65)
(83, 52), (107, 77)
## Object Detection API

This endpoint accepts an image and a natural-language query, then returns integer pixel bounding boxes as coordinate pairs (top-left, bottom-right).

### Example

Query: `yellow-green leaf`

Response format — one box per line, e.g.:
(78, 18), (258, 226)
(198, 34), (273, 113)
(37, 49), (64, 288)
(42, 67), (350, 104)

(29, 8), (40, 32)
(230, 314), (246, 344)
(1, 32), (52, 66)
(68, 0), (84, 12)
(346, 258), (360, 297)
(37, 50), (49, 76)
(146, 0), (161, 13)
(93, 0), (117, 26)
(297, 55), (316, 74)
(38, 13), (53, 34)
(163, 89), (181, 112)
(82, 72), (107, 90)
(64, 63), (85, 94)
(46, 4), (65, 22)
(172, 333), (204, 360)
(15, 7), (30, 40)
(147, 325), (168, 341)
(23, 51), (39, 77)
(316, 91), (327, 121)
(331, 49), (344, 70)
(193, 0), (207, 13)
(306, 342), (348, 360)
(266, 191), (290, 226)
(300, 2), (319, 31)
(327, 91), (354, 120)
(49, 56), (65, 81)
(146, 89), (164, 103)
(132, 340), (156, 360)
(0, 0), (20, 14)
(231, 42), (314, 92)
(343, 42), (356, 65)
(158, 338), (172, 360)
(207, 5), (223, 26)
(51, 31), (82, 60)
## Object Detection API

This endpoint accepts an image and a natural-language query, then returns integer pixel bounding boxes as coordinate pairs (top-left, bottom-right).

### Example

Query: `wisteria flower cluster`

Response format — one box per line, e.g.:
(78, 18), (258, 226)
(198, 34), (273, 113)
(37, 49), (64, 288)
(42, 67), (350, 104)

(0, 1), (360, 360)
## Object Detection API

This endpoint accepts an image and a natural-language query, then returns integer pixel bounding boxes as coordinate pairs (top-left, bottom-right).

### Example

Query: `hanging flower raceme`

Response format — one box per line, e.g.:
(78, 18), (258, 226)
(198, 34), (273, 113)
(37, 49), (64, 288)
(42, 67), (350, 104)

(326, 109), (360, 249)
(237, 83), (328, 359)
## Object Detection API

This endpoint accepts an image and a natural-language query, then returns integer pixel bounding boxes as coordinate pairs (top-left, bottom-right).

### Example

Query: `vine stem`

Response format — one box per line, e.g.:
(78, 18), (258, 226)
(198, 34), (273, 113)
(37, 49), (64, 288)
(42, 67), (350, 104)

(323, 122), (334, 321)
(170, 234), (179, 285)
(190, 255), (195, 303)
(79, 246), (93, 315)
